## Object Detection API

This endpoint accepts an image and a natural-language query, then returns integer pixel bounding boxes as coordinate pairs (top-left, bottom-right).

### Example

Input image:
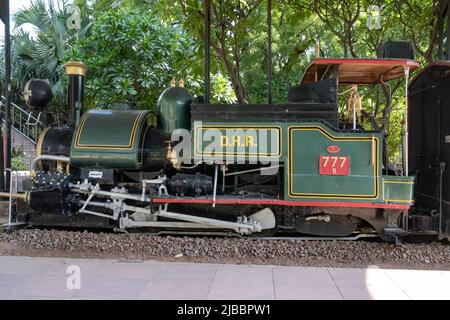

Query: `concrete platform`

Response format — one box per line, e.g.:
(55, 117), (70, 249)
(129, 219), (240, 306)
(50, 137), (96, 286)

(0, 255), (449, 300)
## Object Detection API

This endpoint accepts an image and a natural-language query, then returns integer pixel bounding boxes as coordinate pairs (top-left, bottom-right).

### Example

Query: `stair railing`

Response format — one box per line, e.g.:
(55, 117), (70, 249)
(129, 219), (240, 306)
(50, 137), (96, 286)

(0, 96), (46, 144)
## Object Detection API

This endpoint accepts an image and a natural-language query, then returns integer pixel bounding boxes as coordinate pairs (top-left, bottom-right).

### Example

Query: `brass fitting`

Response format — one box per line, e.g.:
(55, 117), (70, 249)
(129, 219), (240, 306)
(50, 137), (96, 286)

(165, 140), (181, 170)
(0, 192), (29, 203)
(64, 61), (87, 76)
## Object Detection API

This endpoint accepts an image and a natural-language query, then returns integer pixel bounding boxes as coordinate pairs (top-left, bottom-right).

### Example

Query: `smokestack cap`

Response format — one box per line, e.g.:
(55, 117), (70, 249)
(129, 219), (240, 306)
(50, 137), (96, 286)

(64, 61), (87, 76)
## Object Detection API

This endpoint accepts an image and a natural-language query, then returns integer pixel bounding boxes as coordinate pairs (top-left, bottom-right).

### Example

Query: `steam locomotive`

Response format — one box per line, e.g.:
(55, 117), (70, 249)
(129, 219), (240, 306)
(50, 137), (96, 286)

(1, 0), (449, 243)
(4, 54), (447, 243)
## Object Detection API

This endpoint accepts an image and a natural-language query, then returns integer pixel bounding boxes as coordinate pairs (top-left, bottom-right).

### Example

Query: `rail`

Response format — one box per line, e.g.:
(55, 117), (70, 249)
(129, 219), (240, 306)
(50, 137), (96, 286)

(0, 96), (46, 144)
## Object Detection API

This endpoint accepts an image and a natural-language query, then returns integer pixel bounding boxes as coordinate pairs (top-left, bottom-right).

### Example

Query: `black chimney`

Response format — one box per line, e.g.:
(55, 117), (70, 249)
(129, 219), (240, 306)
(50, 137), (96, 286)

(64, 61), (86, 126)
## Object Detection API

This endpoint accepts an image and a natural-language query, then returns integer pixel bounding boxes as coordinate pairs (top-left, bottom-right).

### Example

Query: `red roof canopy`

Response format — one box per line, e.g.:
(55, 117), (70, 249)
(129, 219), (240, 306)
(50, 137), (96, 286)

(301, 58), (420, 85)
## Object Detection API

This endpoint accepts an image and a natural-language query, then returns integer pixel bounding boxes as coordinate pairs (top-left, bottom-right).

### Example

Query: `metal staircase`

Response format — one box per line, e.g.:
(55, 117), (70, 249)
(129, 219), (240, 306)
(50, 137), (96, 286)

(0, 96), (46, 144)
(0, 96), (47, 169)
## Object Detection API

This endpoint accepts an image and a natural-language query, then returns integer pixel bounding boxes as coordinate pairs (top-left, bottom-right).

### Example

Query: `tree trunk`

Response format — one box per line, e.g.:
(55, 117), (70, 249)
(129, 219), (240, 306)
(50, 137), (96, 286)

(226, 61), (247, 103)
(232, 74), (247, 104)
(214, 44), (247, 103)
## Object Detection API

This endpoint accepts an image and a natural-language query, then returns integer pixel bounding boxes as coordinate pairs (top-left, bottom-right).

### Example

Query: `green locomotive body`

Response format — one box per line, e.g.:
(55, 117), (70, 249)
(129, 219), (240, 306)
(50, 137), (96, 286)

(194, 120), (413, 206)
(17, 57), (433, 242)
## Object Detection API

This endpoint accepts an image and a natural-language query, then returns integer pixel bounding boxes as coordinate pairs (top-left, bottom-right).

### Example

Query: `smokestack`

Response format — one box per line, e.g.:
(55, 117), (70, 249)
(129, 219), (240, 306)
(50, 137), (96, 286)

(64, 61), (87, 127)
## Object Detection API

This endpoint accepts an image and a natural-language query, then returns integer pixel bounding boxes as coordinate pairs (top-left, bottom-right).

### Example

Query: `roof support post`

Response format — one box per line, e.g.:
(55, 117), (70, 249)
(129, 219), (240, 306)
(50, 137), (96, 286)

(0, 0), (11, 191)
(403, 65), (410, 176)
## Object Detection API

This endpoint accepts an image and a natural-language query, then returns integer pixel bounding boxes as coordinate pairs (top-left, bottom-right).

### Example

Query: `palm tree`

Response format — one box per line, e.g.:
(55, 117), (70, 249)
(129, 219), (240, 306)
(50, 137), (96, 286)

(10, 0), (90, 118)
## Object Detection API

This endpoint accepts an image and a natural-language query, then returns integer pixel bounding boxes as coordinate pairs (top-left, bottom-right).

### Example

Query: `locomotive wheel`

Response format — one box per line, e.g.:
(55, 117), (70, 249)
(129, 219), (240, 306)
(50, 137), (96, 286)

(378, 231), (396, 243)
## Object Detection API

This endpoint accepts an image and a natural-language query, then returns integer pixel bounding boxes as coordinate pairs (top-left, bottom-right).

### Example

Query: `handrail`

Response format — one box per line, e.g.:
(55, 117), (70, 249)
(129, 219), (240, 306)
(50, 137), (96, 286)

(0, 96), (46, 144)
(0, 96), (43, 124)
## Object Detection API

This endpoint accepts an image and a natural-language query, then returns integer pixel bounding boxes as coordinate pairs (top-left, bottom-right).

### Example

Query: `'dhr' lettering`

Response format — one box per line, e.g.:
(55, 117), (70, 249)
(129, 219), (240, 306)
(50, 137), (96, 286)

(220, 135), (257, 147)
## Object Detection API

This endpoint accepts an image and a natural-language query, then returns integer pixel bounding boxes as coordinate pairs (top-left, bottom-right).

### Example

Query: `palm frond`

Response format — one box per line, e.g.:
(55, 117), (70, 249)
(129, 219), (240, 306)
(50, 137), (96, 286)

(13, 0), (49, 33)
(10, 0), (85, 111)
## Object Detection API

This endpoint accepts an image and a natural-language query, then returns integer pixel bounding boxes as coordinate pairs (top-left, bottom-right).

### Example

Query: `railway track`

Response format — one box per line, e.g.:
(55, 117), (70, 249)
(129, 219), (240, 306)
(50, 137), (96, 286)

(0, 228), (449, 269)
(0, 222), (384, 241)
(0, 222), (441, 243)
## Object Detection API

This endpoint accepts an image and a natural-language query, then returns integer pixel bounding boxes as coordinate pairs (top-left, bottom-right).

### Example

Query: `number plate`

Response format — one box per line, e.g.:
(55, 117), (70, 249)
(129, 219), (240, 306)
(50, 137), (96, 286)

(319, 156), (350, 176)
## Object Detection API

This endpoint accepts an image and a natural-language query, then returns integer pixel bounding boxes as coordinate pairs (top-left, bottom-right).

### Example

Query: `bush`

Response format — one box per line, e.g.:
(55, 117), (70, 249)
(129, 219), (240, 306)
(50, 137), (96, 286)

(12, 147), (27, 171)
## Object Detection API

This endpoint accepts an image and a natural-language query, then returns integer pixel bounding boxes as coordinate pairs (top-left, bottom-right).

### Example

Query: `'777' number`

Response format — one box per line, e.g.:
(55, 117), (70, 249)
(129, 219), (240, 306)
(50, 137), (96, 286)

(319, 156), (350, 176)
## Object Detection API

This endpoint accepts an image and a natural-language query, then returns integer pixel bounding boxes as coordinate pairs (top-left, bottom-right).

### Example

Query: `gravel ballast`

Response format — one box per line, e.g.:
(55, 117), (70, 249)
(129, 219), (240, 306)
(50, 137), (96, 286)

(0, 229), (449, 269)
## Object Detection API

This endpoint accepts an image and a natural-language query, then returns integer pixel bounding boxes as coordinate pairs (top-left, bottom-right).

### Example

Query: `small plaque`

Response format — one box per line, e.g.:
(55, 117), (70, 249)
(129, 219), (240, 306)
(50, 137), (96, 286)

(319, 156), (350, 176)
(326, 145), (341, 153)
(445, 135), (450, 143)
(88, 171), (103, 179)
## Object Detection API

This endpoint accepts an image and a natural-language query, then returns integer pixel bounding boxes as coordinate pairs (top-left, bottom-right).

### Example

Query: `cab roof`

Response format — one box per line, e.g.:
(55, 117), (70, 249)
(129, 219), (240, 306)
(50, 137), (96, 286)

(301, 58), (420, 85)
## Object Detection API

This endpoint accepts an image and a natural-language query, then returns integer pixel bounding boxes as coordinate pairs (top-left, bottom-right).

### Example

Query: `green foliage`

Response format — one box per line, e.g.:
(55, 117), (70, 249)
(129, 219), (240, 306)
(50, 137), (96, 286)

(70, 5), (236, 109)
(8, 0), (89, 121)
(184, 73), (237, 104)
(11, 147), (27, 171)
(69, 7), (173, 109)
(393, 0), (440, 63)
(70, 7), (195, 109)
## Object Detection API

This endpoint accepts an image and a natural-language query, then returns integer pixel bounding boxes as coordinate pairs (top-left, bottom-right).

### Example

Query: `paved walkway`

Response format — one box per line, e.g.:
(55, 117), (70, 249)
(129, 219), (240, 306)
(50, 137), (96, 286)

(0, 255), (449, 299)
